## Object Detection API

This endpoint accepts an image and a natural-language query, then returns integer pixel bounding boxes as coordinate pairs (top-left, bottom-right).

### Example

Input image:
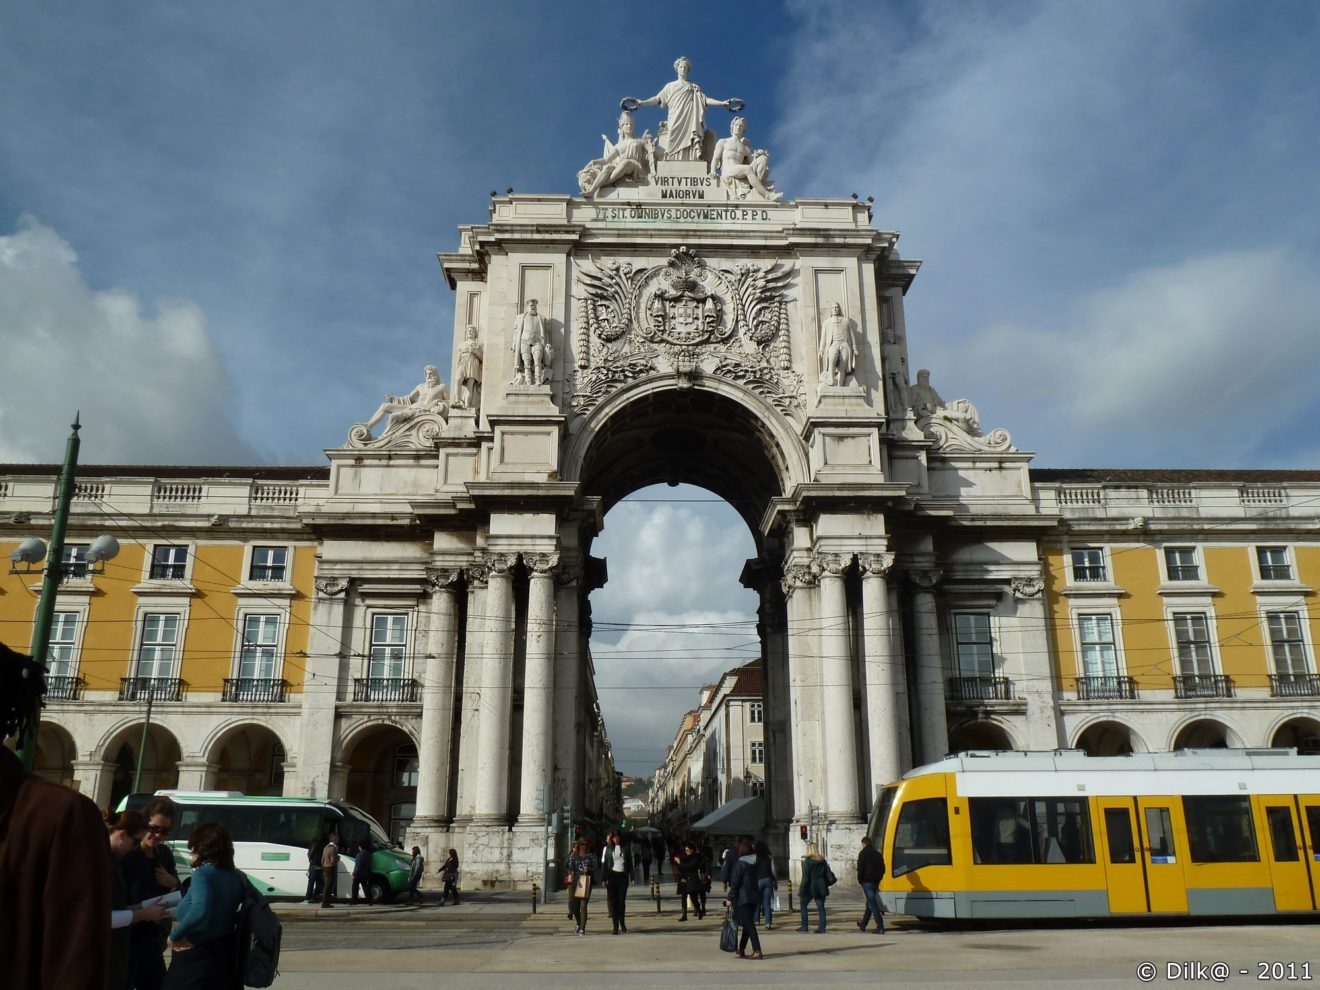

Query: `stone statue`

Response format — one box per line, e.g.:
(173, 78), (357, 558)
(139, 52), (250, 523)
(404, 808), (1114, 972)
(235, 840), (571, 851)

(511, 299), (553, 386)
(455, 324), (483, 409)
(712, 117), (781, 202)
(909, 368), (980, 435)
(818, 303), (856, 385)
(363, 365), (449, 437)
(579, 113), (655, 198)
(623, 56), (740, 162)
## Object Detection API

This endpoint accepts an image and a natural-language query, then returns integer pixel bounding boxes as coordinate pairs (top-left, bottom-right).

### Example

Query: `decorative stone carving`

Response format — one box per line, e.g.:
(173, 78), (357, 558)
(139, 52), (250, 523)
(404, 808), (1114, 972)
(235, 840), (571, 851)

(525, 552), (560, 576)
(858, 552), (896, 577)
(481, 552), (519, 576)
(818, 303), (856, 386)
(780, 561), (822, 597)
(621, 56), (742, 163)
(909, 368), (1015, 453)
(348, 365), (449, 448)
(907, 568), (943, 592)
(1010, 576), (1044, 599)
(425, 567), (462, 591)
(812, 552), (851, 577)
(579, 113), (656, 198)
(511, 300), (553, 386)
(314, 576), (349, 598)
(454, 325), (483, 411)
(713, 118), (780, 202)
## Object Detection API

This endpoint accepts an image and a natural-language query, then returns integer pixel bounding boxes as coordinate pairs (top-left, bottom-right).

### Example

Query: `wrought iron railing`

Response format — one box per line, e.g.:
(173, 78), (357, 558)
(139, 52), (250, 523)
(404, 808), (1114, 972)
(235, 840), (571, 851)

(46, 675), (86, 700)
(1173, 674), (1233, 699)
(118, 677), (185, 702)
(947, 676), (1014, 702)
(1074, 675), (1137, 700)
(352, 677), (420, 703)
(222, 678), (289, 703)
(1269, 673), (1320, 697)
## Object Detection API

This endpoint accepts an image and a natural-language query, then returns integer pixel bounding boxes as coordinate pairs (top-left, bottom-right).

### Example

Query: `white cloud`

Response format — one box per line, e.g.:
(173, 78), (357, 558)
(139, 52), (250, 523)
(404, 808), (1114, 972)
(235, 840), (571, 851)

(0, 216), (255, 464)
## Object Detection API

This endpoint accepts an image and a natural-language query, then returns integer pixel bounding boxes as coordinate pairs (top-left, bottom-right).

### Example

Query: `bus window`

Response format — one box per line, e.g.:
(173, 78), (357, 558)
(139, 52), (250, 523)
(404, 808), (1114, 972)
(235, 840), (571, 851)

(1104, 808), (1136, 864)
(1145, 807), (1176, 863)
(1183, 796), (1259, 863)
(1265, 807), (1299, 862)
(968, 798), (1094, 864)
(891, 798), (951, 876)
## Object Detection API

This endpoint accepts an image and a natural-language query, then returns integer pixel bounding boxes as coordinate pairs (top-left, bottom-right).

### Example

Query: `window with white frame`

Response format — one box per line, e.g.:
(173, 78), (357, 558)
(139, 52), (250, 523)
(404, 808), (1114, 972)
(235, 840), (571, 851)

(1266, 611), (1311, 677)
(1172, 612), (1215, 677)
(1164, 547), (1200, 582)
(249, 546), (289, 582)
(1077, 614), (1119, 679)
(748, 701), (763, 724)
(48, 611), (80, 678)
(1256, 546), (1292, 581)
(749, 740), (765, 764)
(137, 613), (181, 678)
(239, 614), (281, 681)
(369, 613), (408, 680)
(150, 545), (188, 580)
(61, 544), (89, 580)
(953, 612), (995, 678)
(1070, 548), (1106, 582)
(749, 780), (765, 797)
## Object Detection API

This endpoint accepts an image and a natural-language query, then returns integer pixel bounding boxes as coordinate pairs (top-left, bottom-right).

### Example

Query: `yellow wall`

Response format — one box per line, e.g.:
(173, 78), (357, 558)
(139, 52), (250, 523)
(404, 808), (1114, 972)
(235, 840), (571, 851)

(1206, 546), (1268, 689)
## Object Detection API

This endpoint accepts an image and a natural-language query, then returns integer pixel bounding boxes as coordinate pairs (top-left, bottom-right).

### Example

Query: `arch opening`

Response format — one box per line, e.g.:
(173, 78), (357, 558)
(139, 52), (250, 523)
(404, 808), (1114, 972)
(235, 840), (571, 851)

(1271, 717), (1320, 754)
(102, 724), (181, 809)
(949, 720), (1015, 753)
(343, 726), (417, 844)
(1172, 719), (1232, 750)
(1074, 720), (1138, 756)
(209, 723), (287, 796)
(34, 722), (77, 788)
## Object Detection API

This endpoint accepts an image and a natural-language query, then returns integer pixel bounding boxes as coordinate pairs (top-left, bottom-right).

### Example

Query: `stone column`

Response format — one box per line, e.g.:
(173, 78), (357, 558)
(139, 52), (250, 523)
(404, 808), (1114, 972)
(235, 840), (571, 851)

(859, 553), (901, 794)
(553, 568), (584, 812)
(518, 553), (558, 823)
(453, 566), (487, 823)
(1010, 576), (1064, 749)
(174, 759), (217, 791)
(816, 552), (861, 822)
(909, 568), (948, 765)
(72, 759), (113, 806)
(781, 560), (821, 823)
(295, 577), (350, 799)
(413, 568), (461, 832)
(473, 552), (517, 823)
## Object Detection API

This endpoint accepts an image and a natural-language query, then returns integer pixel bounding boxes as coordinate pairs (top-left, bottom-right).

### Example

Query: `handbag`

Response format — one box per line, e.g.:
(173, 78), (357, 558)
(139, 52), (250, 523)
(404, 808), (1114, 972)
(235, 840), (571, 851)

(719, 908), (739, 953)
(825, 864), (838, 887)
(574, 874), (592, 899)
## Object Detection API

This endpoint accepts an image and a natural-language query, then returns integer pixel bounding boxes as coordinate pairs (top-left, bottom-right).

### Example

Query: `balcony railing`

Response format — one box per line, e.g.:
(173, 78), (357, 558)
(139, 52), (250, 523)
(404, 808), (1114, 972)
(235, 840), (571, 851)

(46, 675), (85, 701)
(222, 678), (289, 703)
(1075, 675), (1137, 701)
(947, 676), (1014, 702)
(118, 677), (185, 702)
(1173, 674), (1234, 699)
(352, 677), (420, 703)
(1269, 673), (1320, 697)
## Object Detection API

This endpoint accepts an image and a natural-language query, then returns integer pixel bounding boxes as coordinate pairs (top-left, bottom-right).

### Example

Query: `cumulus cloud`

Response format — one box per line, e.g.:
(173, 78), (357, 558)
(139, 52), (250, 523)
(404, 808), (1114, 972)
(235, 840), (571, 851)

(0, 216), (256, 464)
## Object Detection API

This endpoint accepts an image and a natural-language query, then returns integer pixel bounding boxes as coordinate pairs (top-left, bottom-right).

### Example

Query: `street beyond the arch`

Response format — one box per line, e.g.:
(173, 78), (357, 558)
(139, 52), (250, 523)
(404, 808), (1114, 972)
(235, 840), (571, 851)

(267, 894), (1317, 988)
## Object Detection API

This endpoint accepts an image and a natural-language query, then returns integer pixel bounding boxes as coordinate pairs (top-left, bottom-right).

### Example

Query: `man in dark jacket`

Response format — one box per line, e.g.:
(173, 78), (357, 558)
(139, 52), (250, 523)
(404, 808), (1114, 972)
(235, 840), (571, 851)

(856, 835), (885, 933)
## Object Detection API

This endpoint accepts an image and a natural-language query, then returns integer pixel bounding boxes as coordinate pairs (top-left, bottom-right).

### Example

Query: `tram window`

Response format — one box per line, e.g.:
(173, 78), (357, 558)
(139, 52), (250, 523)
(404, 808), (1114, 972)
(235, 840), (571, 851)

(968, 797), (1094, 865)
(1145, 807), (1176, 862)
(1265, 807), (1299, 862)
(868, 787), (898, 851)
(1306, 807), (1320, 862)
(891, 798), (951, 876)
(1182, 796), (1259, 863)
(1103, 808), (1137, 864)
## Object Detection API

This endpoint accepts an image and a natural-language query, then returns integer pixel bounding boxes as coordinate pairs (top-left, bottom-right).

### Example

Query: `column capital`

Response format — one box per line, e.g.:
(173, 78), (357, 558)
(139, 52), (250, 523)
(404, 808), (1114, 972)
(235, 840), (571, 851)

(426, 567), (463, 591)
(907, 567), (943, 591)
(780, 561), (821, 597)
(481, 551), (519, 576)
(811, 551), (853, 577)
(858, 552), (896, 577)
(1010, 575), (1044, 599)
(314, 576), (350, 598)
(525, 552), (560, 576)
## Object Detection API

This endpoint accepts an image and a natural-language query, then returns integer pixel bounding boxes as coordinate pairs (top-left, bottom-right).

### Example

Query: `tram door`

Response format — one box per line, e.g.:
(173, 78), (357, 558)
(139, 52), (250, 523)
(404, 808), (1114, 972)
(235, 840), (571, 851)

(1261, 801), (1316, 911)
(1300, 799), (1320, 904)
(1097, 798), (1147, 913)
(1136, 798), (1188, 913)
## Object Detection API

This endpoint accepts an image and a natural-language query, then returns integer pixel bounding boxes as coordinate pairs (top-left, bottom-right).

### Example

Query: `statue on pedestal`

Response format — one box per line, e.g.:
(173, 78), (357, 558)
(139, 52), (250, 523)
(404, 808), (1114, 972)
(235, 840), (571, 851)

(909, 368), (980, 434)
(358, 365), (449, 439)
(713, 118), (781, 202)
(818, 303), (856, 386)
(511, 300), (553, 386)
(455, 324), (483, 410)
(579, 113), (655, 198)
(622, 56), (741, 162)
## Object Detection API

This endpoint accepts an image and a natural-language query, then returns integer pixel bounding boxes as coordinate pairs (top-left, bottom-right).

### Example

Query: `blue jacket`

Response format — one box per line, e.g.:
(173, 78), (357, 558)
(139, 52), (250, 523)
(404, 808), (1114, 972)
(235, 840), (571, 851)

(169, 864), (243, 944)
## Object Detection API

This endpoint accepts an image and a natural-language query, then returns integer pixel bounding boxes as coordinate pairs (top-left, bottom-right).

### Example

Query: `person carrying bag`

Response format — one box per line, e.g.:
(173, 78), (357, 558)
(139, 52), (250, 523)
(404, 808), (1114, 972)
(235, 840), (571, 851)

(566, 839), (595, 935)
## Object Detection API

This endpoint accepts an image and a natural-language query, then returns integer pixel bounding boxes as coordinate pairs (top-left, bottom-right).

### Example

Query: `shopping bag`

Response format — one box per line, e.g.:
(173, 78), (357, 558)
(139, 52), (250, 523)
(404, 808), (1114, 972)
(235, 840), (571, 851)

(574, 875), (592, 899)
(772, 894), (782, 913)
(719, 909), (738, 953)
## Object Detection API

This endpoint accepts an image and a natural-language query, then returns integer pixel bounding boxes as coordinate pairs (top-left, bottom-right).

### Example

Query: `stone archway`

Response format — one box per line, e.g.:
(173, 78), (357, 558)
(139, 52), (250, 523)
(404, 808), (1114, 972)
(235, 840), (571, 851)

(1172, 718), (1234, 750)
(948, 719), (1015, 753)
(1074, 720), (1140, 756)
(101, 722), (181, 810)
(1270, 716), (1320, 754)
(33, 722), (77, 788)
(208, 723), (288, 796)
(342, 723), (418, 844)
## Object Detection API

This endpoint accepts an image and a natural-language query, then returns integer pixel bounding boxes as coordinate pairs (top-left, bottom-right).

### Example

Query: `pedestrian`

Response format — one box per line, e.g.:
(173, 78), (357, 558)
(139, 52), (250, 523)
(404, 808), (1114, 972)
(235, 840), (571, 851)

(407, 845), (425, 904)
(566, 838), (596, 935)
(673, 841), (704, 921)
(121, 795), (181, 990)
(162, 822), (245, 990)
(305, 833), (326, 903)
(600, 830), (632, 934)
(351, 839), (375, 905)
(796, 841), (831, 933)
(639, 838), (653, 883)
(438, 848), (460, 905)
(856, 835), (885, 934)
(319, 832), (340, 908)
(108, 810), (168, 990)
(697, 839), (714, 917)
(753, 838), (777, 929)
(723, 837), (764, 959)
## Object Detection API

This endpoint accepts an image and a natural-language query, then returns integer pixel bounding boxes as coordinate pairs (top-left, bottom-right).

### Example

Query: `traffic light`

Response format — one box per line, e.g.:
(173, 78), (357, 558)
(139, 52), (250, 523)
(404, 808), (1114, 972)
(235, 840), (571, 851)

(574, 824), (582, 840)
(799, 824), (808, 841)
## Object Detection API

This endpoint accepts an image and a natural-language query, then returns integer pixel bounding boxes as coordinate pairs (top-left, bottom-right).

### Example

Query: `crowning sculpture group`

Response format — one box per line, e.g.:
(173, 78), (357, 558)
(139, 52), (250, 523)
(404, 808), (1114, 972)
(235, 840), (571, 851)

(349, 57), (999, 452)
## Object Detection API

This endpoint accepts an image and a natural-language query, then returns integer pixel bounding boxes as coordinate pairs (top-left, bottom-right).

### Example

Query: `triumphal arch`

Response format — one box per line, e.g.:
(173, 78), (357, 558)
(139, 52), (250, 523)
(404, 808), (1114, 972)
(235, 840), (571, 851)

(304, 62), (1053, 883)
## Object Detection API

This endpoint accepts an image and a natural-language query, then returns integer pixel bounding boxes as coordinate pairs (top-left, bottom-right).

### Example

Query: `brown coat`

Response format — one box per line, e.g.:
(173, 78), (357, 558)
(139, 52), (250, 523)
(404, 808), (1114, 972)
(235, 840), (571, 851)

(0, 747), (113, 990)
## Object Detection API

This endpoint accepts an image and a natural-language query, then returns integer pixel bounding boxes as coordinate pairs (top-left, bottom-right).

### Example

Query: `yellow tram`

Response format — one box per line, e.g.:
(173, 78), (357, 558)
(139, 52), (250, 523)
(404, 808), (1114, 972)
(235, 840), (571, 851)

(870, 749), (1320, 919)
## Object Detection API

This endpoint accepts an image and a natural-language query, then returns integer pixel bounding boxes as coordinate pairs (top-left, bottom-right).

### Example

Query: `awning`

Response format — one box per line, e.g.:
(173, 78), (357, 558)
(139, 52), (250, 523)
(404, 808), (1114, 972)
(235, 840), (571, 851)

(690, 796), (765, 835)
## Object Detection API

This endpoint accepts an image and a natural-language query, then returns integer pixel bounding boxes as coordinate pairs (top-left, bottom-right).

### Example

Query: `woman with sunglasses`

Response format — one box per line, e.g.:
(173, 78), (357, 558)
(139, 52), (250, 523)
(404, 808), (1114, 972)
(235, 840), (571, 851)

(121, 796), (180, 990)
(108, 810), (167, 990)
(162, 822), (244, 989)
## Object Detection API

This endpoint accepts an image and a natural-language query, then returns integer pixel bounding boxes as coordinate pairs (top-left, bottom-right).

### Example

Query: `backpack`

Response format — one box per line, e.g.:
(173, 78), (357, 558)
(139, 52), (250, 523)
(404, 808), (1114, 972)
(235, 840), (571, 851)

(236, 876), (282, 988)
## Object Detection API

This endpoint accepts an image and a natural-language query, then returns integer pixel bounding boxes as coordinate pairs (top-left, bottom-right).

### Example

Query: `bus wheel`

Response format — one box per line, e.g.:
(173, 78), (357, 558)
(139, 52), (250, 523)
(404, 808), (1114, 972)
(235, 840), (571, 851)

(368, 874), (391, 904)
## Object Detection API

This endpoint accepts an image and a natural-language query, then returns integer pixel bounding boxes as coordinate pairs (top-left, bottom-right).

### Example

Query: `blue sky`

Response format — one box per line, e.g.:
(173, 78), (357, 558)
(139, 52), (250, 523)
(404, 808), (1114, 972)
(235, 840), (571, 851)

(4, 1), (1319, 775)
